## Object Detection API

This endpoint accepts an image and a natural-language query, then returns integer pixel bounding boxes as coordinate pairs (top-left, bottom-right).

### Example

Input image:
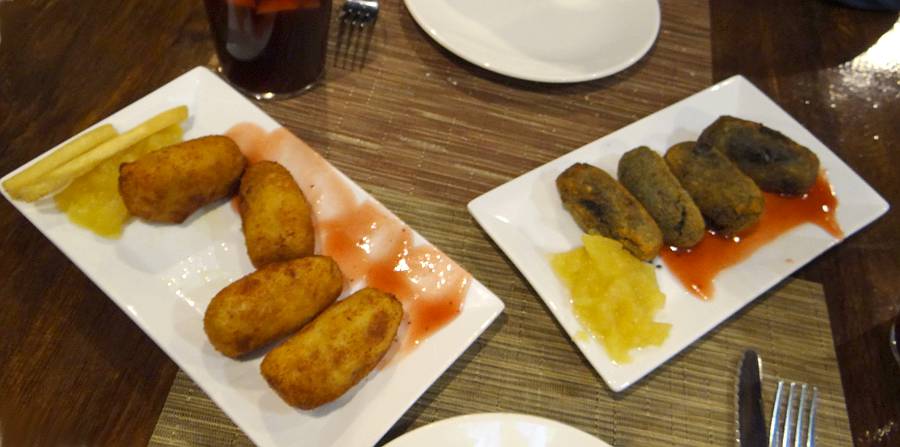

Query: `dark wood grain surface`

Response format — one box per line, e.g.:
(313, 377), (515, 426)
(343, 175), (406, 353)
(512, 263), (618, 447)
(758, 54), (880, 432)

(0, 0), (897, 446)
(0, 1), (212, 446)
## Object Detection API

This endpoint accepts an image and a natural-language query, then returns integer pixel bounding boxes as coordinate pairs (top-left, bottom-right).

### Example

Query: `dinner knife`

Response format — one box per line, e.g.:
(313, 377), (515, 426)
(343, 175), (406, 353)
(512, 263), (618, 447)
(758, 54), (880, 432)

(737, 350), (767, 447)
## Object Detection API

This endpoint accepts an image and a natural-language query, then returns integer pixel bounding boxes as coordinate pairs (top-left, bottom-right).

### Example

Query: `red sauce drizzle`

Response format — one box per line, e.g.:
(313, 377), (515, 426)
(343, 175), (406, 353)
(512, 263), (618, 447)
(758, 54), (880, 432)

(660, 174), (843, 300)
(225, 123), (470, 353)
(396, 244), (469, 347)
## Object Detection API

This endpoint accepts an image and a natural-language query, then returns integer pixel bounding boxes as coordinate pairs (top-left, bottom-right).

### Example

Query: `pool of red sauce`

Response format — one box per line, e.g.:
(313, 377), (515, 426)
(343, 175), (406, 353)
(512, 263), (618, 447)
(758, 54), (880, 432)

(225, 123), (470, 353)
(659, 174), (843, 300)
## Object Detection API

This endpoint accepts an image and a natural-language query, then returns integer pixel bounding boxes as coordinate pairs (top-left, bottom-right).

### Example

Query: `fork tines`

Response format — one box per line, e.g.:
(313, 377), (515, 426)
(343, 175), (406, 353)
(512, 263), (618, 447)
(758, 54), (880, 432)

(769, 380), (819, 447)
(340, 0), (379, 27)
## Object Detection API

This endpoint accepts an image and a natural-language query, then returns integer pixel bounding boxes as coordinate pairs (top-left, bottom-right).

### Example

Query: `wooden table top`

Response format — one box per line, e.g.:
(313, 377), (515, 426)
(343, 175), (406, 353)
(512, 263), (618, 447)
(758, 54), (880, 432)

(0, 0), (897, 446)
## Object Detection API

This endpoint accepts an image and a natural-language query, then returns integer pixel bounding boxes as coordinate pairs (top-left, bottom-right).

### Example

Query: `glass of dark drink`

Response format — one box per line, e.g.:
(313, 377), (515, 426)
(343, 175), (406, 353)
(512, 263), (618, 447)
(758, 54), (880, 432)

(203, 0), (332, 100)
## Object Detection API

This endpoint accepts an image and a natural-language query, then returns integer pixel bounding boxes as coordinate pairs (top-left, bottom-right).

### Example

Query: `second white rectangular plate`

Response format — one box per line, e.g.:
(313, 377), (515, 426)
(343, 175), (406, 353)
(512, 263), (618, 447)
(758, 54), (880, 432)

(468, 75), (888, 392)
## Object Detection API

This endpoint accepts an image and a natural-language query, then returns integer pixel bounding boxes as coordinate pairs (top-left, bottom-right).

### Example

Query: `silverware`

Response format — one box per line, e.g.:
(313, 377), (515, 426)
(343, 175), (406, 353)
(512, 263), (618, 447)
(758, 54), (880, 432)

(769, 380), (818, 447)
(737, 350), (768, 447)
(340, 0), (379, 27)
(334, 0), (377, 70)
(890, 315), (900, 368)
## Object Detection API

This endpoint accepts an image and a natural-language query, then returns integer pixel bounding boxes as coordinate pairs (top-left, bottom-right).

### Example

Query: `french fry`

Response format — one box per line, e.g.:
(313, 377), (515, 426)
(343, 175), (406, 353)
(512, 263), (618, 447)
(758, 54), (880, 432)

(15, 105), (189, 202)
(3, 124), (118, 199)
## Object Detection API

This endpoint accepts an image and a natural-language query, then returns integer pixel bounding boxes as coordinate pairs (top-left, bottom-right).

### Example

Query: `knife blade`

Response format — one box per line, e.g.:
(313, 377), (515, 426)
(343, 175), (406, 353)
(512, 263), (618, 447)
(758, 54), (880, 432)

(737, 350), (767, 447)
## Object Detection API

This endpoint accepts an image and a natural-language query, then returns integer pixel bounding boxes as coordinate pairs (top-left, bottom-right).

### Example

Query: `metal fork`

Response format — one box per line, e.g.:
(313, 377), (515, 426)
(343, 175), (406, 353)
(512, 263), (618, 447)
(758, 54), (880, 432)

(769, 381), (819, 447)
(340, 0), (379, 27)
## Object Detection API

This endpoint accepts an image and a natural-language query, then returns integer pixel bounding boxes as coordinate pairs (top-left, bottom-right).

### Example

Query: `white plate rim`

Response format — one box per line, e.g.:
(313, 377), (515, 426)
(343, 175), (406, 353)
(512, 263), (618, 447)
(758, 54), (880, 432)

(402, 0), (662, 83)
(384, 412), (612, 447)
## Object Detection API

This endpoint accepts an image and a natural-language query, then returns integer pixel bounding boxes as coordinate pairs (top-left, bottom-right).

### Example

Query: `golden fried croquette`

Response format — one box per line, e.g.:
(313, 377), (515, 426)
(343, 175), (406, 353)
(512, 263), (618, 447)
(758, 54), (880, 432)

(239, 161), (315, 268)
(119, 135), (246, 223)
(204, 256), (342, 358)
(618, 146), (705, 248)
(698, 116), (820, 195)
(261, 288), (402, 409)
(556, 162), (663, 261)
(665, 141), (764, 235)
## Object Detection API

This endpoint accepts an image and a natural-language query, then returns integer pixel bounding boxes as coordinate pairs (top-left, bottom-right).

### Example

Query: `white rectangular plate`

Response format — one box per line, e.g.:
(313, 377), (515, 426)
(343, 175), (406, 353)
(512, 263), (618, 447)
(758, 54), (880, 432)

(1, 67), (504, 447)
(468, 75), (888, 392)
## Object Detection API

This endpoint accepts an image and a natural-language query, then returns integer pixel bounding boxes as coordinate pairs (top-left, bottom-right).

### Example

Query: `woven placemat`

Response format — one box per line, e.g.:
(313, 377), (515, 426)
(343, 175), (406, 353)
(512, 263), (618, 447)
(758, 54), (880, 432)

(148, 278), (851, 446)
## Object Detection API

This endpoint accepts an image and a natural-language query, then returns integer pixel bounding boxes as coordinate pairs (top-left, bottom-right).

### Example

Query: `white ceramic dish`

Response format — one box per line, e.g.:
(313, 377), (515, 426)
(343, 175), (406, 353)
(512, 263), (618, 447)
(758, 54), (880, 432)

(403, 0), (661, 83)
(385, 413), (611, 447)
(1, 67), (505, 447)
(468, 75), (889, 392)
